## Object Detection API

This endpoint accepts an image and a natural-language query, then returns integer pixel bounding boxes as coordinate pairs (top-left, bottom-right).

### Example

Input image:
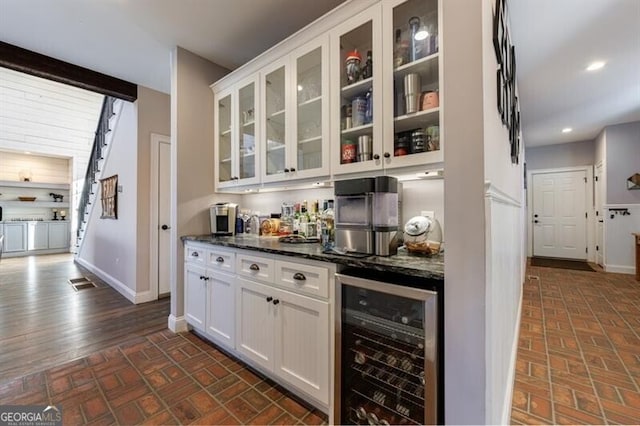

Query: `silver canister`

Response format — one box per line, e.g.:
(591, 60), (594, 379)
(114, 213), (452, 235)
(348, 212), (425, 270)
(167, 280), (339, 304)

(403, 73), (421, 114)
(357, 135), (372, 162)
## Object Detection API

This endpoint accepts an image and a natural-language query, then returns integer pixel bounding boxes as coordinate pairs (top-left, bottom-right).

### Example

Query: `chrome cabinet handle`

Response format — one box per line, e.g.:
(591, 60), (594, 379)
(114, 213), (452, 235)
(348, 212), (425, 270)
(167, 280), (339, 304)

(293, 272), (306, 281)
(216, 256), (224, 263)
(249, 263), (260, 271)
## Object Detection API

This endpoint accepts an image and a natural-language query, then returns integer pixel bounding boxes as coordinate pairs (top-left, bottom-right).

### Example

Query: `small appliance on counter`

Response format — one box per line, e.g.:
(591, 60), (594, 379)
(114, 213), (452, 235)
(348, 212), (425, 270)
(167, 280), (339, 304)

(334, 176), (399, 256)
(403, 215), (443, 255)
(210, 202), (238, 236)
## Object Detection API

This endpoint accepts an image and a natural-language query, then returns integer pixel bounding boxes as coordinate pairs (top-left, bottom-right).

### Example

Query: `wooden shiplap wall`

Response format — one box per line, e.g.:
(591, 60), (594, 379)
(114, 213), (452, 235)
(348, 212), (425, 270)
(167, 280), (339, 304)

(0, 151), (70, 183)
(0, 67), (104, 183)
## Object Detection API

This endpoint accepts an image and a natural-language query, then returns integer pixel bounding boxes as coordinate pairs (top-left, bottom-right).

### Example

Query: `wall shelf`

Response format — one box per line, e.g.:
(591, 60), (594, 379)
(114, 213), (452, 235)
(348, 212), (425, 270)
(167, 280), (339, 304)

(0, 180), (70, 190)
(0, 201), (70, 208)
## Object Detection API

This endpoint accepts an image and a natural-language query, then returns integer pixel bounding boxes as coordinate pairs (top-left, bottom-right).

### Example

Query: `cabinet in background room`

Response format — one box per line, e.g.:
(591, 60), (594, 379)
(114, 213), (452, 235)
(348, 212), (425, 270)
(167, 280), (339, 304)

(27, 221), (48, 250)
(48, 222), (70, 249)
(4, 222), (27, 252)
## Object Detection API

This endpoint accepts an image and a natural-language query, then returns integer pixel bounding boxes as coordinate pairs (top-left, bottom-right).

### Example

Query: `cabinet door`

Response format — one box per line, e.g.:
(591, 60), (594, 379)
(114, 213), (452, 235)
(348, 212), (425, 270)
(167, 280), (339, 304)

(273, 287), (330, 405)
(4, 223), (27, 252)
(235, 277), (275, 371)
(28, 222), (48, 250)
(48, 222), (69, 249)
(237, 76), (261, 185)
(206, 270), (235, 350)
(215, 89), (235, 188)
(185, 263), (207, 332)
(331, 5), (384, 175)
(382, 0), (443, 169)
(262, 58), (290, 183)
(289, 36), (330, 180)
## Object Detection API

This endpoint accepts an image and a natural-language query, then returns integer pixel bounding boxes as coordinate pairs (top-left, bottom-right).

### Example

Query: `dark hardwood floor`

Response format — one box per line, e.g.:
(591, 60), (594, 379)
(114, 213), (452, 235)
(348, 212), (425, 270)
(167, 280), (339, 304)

(0, 253), (169, 382)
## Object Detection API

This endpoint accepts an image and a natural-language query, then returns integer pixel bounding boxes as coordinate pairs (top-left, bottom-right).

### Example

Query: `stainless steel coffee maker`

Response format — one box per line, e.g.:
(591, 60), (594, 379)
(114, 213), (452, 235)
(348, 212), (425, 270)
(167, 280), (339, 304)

(334, 176), (399, 256)
(210, 202), (238, 236)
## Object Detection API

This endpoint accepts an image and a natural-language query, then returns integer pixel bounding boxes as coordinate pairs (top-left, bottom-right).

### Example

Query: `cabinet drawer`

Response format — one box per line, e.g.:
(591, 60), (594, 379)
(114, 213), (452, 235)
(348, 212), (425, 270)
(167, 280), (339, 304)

(206, 248), (235, 273)
(237, 253), (275, 283)
(275, 260), (329, 299)
(185, 245), (206, 265)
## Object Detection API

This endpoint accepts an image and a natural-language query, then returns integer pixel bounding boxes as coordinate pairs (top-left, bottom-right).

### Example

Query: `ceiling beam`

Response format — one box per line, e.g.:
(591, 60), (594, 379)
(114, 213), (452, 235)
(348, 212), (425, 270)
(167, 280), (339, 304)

(0, 41), (137, 102)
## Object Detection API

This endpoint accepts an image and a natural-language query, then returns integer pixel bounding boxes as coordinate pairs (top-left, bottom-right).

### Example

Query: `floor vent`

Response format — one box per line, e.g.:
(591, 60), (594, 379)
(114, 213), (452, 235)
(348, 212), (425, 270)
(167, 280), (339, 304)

(69, 277), (97, 291)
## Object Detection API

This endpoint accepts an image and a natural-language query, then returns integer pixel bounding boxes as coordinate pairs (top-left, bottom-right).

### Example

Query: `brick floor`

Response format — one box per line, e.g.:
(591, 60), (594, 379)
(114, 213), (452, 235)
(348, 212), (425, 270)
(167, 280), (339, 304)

(0, 330), (328, 425)
(511, 263), (640, 424)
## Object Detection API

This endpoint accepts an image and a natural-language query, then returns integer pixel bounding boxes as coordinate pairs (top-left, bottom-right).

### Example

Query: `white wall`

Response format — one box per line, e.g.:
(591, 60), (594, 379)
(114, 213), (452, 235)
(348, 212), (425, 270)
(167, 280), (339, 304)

(481, 0), (525, 423)
(526, 140), (595, 171)
(443, 0), (488, 423)
(77, 100), (139, 298)
(605, 121), (640, 205)
(170, 47), (233, 328)
(604, 204), (639, 274)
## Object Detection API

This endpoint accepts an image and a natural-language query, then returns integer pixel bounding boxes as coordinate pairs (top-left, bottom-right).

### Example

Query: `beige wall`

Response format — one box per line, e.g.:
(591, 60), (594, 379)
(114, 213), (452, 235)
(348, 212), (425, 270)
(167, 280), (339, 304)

(442, 0), (487, 423)
(170, 47), (233, 321)
(136, 86), (171, 292)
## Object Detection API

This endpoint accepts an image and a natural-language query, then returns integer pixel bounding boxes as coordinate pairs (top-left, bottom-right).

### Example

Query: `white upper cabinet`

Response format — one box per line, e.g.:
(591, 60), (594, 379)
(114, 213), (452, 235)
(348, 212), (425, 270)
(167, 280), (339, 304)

(332, 0), (442, 175)
(212, 0), (443, 188)
(215, 76), (261, 189)
(382, 0), (442, 170)
(330, 5), (383, 175)
(262, 36), (330, 183)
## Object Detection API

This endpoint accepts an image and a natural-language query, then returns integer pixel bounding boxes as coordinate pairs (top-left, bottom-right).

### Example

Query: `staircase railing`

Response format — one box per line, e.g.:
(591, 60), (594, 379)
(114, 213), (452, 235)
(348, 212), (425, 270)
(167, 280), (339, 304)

(76, 96), (116, 242)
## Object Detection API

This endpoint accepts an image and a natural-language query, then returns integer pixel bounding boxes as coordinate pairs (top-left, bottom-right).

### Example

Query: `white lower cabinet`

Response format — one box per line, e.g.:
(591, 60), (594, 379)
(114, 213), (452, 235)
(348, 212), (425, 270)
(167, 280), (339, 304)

(4, 222), (27, 252)
(48, 222), (69, 249)
(236, 276), (330, 405)
(184, 242), (333, 412)
(185, 263), (207, 332)
(28, 222), (48, 250)
(206, 271), (235, 350)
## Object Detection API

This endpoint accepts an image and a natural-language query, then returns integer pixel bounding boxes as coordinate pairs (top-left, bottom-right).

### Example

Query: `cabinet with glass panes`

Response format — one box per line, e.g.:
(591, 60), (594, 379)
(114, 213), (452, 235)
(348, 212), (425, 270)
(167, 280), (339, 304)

(214, 76), (260, 189)
(262, 36), (330, 183)
(331, 0), (442, 176)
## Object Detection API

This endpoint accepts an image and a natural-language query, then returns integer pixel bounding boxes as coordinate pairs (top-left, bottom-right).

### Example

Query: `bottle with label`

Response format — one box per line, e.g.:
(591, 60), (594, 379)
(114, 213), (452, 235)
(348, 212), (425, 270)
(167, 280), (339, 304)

(365, 86), (373, 125)
(293, 203), (301, 234)
(362, 50), (373, 79)
(320, 200), (335, 250)
(300, 201), (309, 237)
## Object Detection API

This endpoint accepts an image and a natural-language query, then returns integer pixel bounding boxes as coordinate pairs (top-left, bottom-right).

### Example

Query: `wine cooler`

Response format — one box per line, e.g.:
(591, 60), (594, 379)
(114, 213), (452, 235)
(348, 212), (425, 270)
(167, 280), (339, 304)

(335, 272), (439, 425)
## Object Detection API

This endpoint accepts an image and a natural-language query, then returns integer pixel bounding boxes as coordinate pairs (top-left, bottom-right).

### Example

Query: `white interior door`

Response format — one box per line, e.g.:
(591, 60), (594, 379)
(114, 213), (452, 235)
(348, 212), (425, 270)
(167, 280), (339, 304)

(158, 139), (171, 295)
(532, 170), (587, 260)
(595, 163), (604, 266)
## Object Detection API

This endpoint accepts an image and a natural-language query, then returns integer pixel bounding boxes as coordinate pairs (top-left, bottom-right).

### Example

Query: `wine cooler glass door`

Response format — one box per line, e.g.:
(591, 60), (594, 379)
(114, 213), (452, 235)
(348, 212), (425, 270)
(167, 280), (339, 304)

(335, 273), (437, 425)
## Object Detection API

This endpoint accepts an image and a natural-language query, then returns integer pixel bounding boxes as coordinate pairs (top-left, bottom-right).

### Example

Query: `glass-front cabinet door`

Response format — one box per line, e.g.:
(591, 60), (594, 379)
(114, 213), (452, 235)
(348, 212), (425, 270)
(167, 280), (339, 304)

(237, 78), (259, 182)
(382, 0), (443, 169)
(262, 60), (289, 182)
(290, 36), (330, 180)
(331, 5), (383, 175)
(215, 76), (260, 189)
(215, 90), (233, 186)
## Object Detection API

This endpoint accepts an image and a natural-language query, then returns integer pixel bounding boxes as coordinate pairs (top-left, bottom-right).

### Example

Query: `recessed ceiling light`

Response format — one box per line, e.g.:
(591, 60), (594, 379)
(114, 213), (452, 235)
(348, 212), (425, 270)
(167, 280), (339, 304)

(562, 127), (573, 133)
(24, 151), (31, 154)
(586, 61), (606, 71)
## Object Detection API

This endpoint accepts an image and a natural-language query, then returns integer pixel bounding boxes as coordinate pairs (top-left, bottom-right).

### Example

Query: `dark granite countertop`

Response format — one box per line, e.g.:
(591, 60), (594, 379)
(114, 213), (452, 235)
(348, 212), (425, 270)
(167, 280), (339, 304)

(182, 234), (444, 281)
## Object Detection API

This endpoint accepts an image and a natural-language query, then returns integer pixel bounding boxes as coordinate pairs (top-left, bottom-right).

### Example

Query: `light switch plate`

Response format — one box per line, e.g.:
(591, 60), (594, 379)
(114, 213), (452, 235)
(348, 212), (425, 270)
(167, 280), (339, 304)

(421, 210), (435, 219)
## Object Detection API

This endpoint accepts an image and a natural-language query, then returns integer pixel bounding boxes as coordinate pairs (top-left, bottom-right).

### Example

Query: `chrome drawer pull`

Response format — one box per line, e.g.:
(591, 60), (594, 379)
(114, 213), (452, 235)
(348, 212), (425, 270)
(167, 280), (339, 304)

(249, 263), (260, 271)
(216, 256), (224, 263)
(293, 272), (306, 281)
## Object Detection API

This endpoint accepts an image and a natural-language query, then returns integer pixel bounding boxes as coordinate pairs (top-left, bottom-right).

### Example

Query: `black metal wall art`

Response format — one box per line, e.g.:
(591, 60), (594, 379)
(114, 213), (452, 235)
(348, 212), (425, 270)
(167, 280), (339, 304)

(493, 0), (520, 164)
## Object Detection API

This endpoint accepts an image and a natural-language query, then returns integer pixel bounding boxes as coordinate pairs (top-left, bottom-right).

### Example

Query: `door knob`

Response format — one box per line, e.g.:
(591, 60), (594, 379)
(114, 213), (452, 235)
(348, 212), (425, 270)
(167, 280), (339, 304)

(161, 224), (170, 230)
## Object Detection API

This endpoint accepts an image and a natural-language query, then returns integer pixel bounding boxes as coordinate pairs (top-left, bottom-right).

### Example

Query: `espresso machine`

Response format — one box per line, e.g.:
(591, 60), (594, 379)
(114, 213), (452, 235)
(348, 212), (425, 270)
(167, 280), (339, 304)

(334, 176), (399, 256)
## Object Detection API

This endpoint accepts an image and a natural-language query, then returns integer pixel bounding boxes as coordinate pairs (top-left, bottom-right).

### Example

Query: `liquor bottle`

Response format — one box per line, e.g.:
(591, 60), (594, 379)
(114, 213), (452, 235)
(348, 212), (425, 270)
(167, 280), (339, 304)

(300, 201), (309, 237)
(307, 200), (318, 238)
(365, 86), (373, 125)
(320, 200), (335, 250)
(293, 202), (301, 234)
(362, 50), (372, 79)
(316, 200), (325, 240)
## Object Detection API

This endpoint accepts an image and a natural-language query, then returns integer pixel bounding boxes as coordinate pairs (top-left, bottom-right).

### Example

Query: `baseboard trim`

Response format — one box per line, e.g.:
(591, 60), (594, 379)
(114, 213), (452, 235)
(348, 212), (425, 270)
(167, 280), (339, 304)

(501, 282), (524, 425)
(135, 290), (157, 304)
(604, 264), (635, 275)
(168, 315), (188, 333)
(75, 257), (136, 304)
